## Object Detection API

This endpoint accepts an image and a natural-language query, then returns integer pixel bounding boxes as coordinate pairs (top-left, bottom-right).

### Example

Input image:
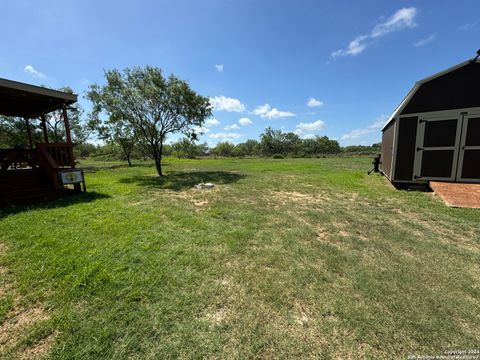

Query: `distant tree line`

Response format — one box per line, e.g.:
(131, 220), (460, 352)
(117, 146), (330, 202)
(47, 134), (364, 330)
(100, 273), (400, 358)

(71, 126), (379, 162)
(0, 66), (380, 174)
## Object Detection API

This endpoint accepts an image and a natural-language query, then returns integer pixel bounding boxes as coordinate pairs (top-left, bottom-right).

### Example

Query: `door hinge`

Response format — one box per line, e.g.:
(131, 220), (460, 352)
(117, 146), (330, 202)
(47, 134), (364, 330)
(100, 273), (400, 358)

(416, 147), (423, 151)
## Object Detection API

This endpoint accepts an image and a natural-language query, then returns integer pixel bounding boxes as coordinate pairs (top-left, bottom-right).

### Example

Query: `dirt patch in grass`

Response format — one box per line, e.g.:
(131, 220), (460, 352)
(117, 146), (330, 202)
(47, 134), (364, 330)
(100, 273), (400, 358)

(0, 307), (48, 348)
(0, 243), (55, 358)
(19, 332), (58, 360)
(271, 191), (331, 205)
(205, 306), (229, 325)
(315, 224), (350, 250)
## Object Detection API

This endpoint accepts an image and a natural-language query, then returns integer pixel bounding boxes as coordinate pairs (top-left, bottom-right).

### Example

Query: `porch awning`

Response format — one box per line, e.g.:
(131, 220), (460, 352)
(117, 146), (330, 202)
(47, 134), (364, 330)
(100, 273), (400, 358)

(0, 78), (77, 118)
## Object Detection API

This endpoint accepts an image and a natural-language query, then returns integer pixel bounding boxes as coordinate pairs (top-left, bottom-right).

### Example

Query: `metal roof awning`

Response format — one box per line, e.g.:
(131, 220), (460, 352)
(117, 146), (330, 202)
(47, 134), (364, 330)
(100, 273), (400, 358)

(0, 78), (77, 118)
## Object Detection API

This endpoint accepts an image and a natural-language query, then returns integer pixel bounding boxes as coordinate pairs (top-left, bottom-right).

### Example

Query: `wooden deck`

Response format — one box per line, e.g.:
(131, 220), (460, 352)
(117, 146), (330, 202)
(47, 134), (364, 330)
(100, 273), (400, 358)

(430, 182), (480, 209)
(0, 144), (83, 207)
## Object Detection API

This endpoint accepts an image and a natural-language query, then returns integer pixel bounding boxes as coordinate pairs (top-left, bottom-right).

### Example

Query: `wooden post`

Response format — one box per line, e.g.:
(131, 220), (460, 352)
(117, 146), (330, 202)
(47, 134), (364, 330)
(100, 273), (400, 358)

(41, 114), (49, 143)
(62, 104), (72, 145)
(62, 103), (76, 171)
(25, 118), (33, 149)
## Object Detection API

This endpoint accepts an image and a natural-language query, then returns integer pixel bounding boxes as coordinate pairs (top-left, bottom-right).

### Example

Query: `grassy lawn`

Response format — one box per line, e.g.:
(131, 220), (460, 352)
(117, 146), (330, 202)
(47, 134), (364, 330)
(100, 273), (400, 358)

(1, 157), (479, 359)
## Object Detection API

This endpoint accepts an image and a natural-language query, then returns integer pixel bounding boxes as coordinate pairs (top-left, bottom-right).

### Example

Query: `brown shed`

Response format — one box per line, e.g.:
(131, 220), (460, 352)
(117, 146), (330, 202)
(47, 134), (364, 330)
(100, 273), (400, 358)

(380, 56), (480, 185)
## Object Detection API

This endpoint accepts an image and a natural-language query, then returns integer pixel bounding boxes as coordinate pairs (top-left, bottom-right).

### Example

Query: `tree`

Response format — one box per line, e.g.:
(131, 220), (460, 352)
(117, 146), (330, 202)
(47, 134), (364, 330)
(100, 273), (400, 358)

(302, 136), (340, 155)
(212, 141), (235, 157)
(0, 116), (42, 148)
(283, 132), (302, 155)
(95, 115), (136, 166)
(45, 87), (96, 144)
(234, 139), (260, 156)
(87, 67), (211, 176)
(195, 142), (209, 157)
(171, 138), (198, 159)
(260, 127), (286, 156)
(260, 127), (301, 156)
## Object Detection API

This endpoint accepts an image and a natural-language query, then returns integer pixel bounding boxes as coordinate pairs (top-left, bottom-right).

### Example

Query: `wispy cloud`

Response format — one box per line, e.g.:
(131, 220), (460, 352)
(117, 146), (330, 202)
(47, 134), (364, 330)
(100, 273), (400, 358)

(193, 118), (220, 135)
(307, 98), (324, 108)
(24, 65), (47, 79)
(253, 104), (295, 119)
(294, 120), (326, 138)
(209, 132), (243, 140)
(413, 34), (436, 47)
(223, 124), (240, 130)
(210, 96), (246, 112)
(238, 117), (252, 126)
(331, 7), (418, 59)
(459, 22), (477, 30)
(193, 125), (210, 134)
(214, 64), (224, 72)
(341, 116), (387, 141)
(296, 120), (325, 132)
(205, 118), (220, 127)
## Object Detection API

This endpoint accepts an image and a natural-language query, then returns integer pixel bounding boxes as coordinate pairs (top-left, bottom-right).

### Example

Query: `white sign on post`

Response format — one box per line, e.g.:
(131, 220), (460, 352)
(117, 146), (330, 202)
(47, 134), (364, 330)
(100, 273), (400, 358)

(60, 170), (83, 185)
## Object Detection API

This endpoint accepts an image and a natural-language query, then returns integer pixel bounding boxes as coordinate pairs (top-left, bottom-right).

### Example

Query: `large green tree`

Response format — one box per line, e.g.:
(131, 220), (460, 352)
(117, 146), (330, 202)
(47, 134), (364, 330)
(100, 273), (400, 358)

(87, 67), (211, 176)
(260, 127), (301, 156)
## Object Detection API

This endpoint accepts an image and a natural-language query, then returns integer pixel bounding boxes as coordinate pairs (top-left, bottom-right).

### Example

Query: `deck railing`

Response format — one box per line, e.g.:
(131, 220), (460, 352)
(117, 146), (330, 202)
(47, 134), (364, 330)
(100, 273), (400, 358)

(1, 143), (77, 192)
(36, 143), (75, 168)
(0, 148), (38, 171)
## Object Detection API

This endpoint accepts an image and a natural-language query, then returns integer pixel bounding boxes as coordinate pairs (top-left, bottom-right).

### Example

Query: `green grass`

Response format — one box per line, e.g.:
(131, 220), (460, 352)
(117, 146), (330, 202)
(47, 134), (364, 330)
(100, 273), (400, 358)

(0, 157), (479, 359)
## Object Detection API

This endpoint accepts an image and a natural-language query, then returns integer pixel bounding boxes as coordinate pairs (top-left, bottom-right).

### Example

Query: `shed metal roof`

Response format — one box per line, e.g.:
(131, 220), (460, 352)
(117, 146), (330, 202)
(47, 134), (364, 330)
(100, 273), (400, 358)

(0, 78), (77, 118)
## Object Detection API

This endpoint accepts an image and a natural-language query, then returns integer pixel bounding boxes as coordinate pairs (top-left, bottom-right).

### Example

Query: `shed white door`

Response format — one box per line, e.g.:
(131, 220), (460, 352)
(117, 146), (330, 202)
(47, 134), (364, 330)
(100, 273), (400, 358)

(413, 114), (462, 181)
(456, 114), (480, 182)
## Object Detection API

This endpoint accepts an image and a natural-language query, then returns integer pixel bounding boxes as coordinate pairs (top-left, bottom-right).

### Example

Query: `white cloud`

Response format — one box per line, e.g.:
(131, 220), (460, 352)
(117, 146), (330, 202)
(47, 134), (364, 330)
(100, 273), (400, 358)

(341, 115), (387, 141)
(209, 96), (246, 112)
(294, 120), (326, 138)
(370, 8), (417, 38)
(205, 118), (220, 127)
(238, 117), (253, 126)
(224, 124), (240, 130)
(307, 98), (324, 108)
(331, 7), (417, 58)
(459, 22), (477, 30)
(296, 120), (326, 132)
(192, 118), (220, 134)
(413, 34), (436, 47)
(193, 125), (210, 134)
(215, 64), (224, 72)
(209, 132), (243, 140)
(331, 36), (368, 58)
(253, 104), (295, 119)
(24, 65), (47, 79)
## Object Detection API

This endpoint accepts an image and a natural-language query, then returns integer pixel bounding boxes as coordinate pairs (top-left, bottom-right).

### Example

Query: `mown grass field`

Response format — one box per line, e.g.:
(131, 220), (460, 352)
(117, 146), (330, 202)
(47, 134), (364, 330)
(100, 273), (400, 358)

(0, 157), (479, 359)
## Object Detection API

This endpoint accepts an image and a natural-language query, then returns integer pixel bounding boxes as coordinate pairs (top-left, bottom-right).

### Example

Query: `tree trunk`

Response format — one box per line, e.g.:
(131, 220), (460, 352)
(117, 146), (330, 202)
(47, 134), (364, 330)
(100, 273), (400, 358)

(155, 139), (164, 176)
(122, 146), (133, 167)
(154, 155), (162, 176)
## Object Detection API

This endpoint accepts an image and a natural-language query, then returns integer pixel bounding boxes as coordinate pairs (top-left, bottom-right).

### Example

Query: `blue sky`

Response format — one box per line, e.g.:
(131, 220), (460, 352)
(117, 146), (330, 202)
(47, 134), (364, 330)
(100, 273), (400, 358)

(1, 1), (479, 146)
